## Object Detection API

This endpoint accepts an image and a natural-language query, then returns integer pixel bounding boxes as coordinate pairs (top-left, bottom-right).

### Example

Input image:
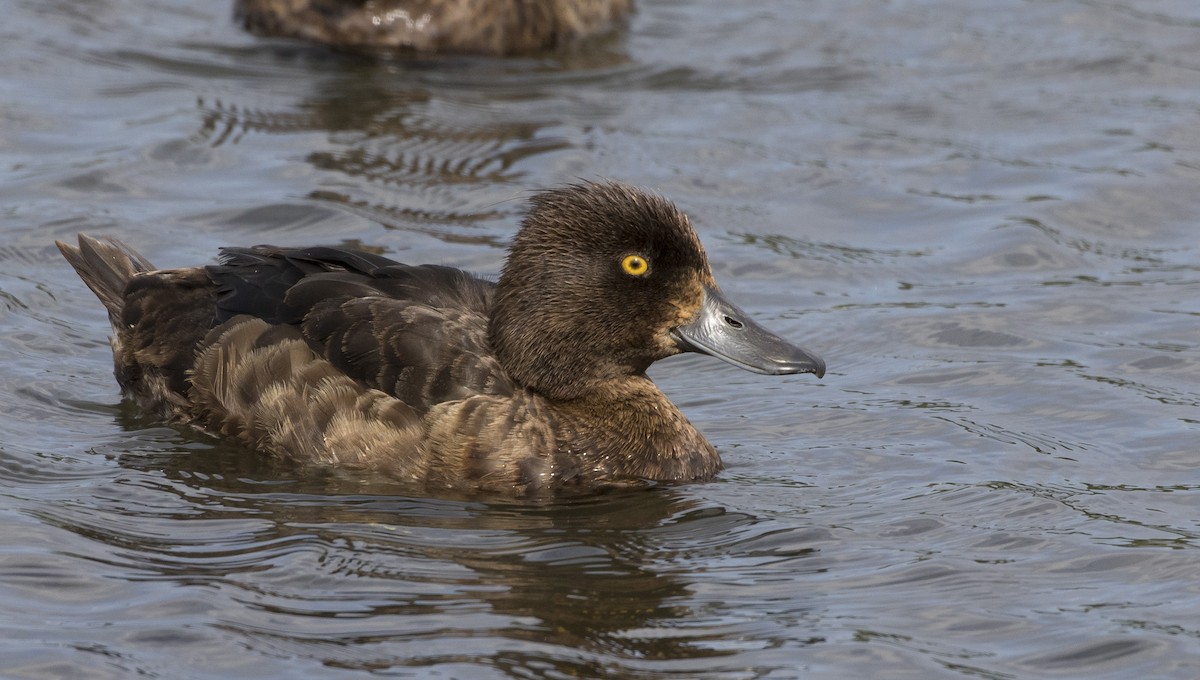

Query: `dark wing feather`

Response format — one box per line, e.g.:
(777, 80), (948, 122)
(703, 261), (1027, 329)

(206, 246), (513, 412)
(210, 246), (405, 324)
(303, 297), (511, 414)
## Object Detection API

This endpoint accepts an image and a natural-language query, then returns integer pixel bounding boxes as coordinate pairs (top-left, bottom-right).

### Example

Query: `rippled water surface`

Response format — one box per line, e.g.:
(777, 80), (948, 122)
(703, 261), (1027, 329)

(3, 1), (1200, 677)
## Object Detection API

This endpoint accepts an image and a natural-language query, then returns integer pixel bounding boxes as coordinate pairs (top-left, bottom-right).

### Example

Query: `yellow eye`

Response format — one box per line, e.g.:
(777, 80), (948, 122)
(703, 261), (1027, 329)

(621, 254), (649, 277)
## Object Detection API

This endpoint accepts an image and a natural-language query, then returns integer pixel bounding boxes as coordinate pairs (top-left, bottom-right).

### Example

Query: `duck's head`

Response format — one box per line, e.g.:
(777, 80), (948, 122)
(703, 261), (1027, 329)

(489, 181), (825, 400)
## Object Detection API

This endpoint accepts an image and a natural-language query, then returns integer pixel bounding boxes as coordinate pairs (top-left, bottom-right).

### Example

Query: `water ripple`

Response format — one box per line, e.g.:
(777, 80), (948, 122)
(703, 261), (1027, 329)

(5, 0), (1200, 678)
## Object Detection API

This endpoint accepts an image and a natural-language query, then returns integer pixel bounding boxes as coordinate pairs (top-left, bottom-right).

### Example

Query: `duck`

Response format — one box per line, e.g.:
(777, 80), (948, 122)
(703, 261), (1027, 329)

(234, 0), (633, 56)
(58, 181), (824, 495)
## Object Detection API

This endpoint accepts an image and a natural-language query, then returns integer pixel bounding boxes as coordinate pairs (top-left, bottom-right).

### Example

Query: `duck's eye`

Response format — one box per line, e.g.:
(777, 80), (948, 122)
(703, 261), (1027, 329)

(621, 254), (650, 277)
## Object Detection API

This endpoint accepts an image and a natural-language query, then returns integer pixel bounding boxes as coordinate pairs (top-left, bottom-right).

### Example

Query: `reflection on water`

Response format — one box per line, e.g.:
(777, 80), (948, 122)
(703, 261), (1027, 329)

(2, 0), (1200, 678)
(194, 68), (573, 241)
(22, 429), (818, 677)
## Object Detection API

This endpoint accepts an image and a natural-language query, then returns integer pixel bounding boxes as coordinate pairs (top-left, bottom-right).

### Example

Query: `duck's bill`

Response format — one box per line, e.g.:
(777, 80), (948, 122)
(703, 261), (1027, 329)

(670, 285), (826, 378)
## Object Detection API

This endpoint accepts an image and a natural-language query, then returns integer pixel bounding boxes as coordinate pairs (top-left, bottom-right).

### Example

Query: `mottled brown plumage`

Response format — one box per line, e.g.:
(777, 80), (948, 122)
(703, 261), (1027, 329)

(234, 0), (633, 55)
(58, 181), (824, 496)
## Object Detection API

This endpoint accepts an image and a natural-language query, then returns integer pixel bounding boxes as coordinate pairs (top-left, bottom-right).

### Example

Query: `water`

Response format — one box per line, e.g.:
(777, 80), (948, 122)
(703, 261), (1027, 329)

(2, 0), (1199, 677)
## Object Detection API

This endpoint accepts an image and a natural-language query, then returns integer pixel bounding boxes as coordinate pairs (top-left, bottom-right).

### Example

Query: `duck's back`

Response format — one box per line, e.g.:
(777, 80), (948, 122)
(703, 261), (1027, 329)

(58, 236), (517, 479)
(208, 245), (514, 413)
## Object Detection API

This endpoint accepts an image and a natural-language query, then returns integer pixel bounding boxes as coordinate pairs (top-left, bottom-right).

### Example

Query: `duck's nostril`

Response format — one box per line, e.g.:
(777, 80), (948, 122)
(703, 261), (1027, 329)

(723, 315), (744, 329)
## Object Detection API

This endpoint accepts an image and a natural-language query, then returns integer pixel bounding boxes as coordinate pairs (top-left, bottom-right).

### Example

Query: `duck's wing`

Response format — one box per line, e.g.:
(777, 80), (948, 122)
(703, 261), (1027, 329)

(207, 246), (515, 414)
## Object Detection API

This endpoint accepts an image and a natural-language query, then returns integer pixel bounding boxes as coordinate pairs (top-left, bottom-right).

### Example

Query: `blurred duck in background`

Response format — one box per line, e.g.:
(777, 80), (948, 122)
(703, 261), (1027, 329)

(235, 0), (633, 55)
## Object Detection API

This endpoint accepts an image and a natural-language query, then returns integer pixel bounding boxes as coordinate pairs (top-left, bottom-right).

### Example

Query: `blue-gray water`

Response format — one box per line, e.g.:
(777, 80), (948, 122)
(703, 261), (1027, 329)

(2, 1), (1199, 678)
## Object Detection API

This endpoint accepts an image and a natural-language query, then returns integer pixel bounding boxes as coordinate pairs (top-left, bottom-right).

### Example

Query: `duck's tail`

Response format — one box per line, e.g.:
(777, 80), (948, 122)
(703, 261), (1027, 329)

(56, 234), (155, 328)
(58, 234), (220, 414)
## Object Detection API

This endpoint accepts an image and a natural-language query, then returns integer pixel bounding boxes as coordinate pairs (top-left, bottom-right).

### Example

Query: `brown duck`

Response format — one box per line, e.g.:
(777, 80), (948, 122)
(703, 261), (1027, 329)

(234, 0), (633, 55)
(58, 181), (824, 495)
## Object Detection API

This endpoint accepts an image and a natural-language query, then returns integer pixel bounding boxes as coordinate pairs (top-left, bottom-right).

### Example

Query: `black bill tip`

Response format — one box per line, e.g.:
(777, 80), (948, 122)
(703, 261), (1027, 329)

(671, 285), (825, 378)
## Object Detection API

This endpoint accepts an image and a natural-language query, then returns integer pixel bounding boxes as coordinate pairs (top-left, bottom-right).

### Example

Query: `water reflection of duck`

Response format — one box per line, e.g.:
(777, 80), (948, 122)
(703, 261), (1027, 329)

(234, 0), (634, 55)
(58, 181), (824, 496)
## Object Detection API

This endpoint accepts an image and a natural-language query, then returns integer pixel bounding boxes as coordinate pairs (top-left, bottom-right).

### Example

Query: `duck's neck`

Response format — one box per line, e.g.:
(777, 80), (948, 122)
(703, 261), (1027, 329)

(554, 376), (722, 484)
